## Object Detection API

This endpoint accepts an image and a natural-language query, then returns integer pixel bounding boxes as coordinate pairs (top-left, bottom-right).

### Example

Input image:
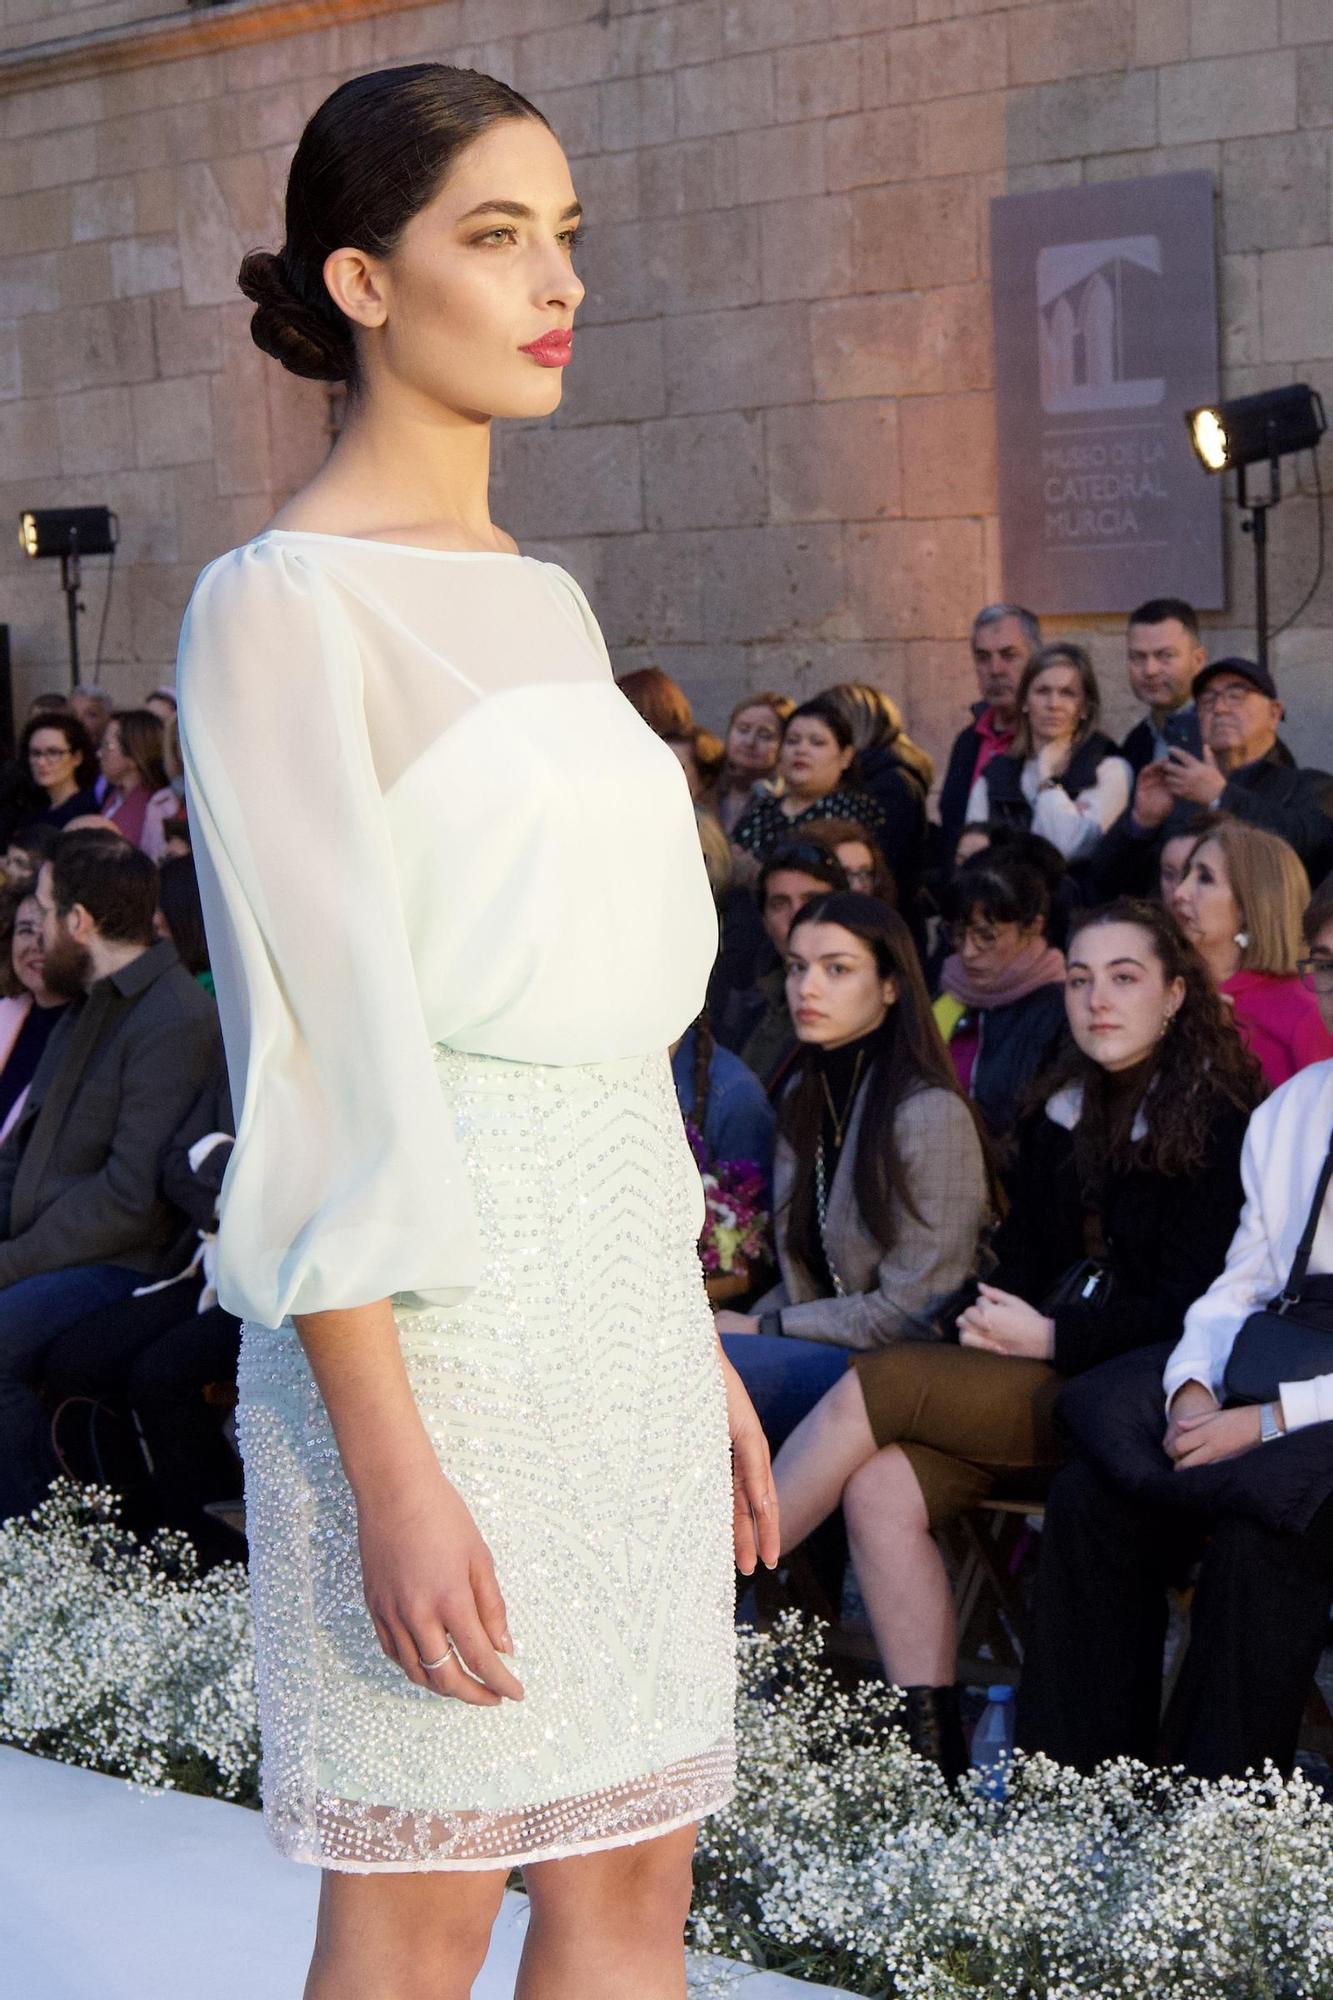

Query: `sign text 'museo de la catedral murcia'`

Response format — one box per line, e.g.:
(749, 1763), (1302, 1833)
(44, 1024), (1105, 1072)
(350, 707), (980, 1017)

(990, 171), (1224, 615)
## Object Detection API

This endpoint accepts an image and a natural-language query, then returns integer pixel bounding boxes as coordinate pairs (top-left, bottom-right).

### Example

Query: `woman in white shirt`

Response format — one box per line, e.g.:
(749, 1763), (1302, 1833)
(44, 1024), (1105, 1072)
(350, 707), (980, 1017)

(1017, 874), (1333, 1779)
(965, 643), (1131, 867)
(176, 65), (775, 2000)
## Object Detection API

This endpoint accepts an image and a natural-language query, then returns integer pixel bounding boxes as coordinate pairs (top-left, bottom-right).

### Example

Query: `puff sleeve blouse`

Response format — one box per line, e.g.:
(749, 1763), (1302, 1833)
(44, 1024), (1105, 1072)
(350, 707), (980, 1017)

(176, 531), (717, 1331)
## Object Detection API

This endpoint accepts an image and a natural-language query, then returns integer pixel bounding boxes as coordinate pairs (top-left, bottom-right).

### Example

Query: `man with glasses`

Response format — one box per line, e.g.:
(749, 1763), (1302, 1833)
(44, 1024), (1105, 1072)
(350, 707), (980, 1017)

(1091, 658), (1333, 897)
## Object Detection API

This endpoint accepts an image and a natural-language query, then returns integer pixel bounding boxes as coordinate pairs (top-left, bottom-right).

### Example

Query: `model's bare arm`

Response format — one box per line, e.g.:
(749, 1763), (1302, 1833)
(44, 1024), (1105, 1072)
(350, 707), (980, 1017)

(294, 1302), (524, 1706)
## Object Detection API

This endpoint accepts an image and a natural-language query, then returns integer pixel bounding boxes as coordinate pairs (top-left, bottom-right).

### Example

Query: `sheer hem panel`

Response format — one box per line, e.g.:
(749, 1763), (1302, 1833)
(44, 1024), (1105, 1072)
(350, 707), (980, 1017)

(278, 1742), (735, 1874)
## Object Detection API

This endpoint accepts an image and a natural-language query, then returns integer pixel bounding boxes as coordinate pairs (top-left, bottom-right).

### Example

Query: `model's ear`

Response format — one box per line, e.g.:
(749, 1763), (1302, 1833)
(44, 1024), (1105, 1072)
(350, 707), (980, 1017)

(323, 246), (388, 331)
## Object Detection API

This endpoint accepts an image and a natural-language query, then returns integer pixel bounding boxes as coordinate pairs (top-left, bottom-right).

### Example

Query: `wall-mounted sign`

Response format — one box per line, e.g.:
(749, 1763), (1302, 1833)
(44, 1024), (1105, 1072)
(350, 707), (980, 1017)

(990, 172), (1224, 614)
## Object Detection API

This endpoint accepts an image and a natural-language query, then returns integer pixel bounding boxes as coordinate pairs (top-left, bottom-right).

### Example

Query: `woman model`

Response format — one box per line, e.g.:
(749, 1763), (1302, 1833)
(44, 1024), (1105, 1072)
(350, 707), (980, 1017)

(176, 67), (776, 2000)
(770, 900), (1259, 1776)
(1170, 815), (1333, 1085)
(965, 643), (1130, 867)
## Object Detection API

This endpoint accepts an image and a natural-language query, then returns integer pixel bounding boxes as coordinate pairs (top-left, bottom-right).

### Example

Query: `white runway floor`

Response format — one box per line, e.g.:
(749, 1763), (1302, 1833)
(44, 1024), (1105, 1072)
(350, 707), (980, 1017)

(0, 1748), (841, 1999)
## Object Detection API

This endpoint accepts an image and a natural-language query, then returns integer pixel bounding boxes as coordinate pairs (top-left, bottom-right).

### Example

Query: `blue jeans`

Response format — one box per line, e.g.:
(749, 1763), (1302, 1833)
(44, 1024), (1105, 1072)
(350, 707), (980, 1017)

(721, 1331), (852, 1455)
(0, 1262), (148, 1520)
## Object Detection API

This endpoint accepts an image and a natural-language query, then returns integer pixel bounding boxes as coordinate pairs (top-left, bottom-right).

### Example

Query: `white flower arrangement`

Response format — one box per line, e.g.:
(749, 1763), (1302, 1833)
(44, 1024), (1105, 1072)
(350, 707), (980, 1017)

(5, 1495), (1333, 1997)
(0, 1481), (257, 1800)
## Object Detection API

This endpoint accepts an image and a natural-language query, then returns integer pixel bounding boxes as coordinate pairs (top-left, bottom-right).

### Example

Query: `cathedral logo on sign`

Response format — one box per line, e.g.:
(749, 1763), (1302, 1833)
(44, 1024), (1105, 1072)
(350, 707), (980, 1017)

(1037, 236), (1167, 417)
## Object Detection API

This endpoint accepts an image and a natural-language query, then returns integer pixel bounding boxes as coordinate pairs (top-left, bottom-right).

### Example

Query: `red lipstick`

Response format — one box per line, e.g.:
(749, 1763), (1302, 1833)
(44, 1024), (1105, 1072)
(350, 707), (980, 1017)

(520, 328), (573, 366)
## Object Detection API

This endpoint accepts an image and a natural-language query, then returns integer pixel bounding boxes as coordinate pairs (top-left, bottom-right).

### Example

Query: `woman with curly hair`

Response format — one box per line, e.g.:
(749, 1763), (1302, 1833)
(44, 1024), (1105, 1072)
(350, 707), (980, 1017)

(767, 900), (1264, 1777)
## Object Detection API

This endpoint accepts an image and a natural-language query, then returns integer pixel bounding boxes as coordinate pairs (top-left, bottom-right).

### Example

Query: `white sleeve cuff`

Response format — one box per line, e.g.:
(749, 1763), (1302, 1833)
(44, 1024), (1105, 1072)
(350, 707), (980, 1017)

(1278, 1374), (1333, 1433)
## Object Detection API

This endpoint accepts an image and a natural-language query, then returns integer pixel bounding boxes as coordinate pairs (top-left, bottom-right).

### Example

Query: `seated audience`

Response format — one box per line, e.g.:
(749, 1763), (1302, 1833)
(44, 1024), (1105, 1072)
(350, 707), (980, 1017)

(4, 821), (59, 887)
(1121, 597), (1205, 772)
(0, 879), (69, 1144)
(1170, 817), (1333, 1085)
(733, 696), (889, 858)
(1018, 875), (1333, 1781)
(672, 1013), (775, 1210)
(98, 709), (177, 861)
(21, 713), (99, 831)
(616, 665), (694, 740)
(68, 683), (113, 759)
(715, 892), (994, 1454)
(714, 837), (849, 1091)
(1157, 810), (1224, 903)
(711, 693), (793, 835)
(41, 1054), (243, 1569)
(804, 816), (897, 905)
(0, 831), (220, 1521)
(966, 643), (1131, 867)
(1092, 657), (1333, 897)
(934, 855), (1068, 1138)
(824, 684), (930, 918)
(938, 604), (1041, 861)
(772, 900), (1260, 1776)
(156, 853), (214, 997)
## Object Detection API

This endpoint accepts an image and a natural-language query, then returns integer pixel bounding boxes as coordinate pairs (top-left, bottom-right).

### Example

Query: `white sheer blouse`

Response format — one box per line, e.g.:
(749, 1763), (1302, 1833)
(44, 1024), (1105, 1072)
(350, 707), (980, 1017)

(176, 531), (717, 1330)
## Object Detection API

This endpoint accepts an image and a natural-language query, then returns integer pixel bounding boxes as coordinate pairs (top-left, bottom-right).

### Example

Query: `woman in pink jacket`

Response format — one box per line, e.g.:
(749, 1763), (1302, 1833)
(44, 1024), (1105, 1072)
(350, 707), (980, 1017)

(1172, 816), (1333, 1086)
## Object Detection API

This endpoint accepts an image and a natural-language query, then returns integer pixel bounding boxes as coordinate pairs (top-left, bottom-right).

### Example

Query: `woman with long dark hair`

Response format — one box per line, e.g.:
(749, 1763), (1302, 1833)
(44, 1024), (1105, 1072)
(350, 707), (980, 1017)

(770, 900), (1263, 1776)
(98, 709), (177, 861)
(176, 64), (774, 2000)
(716, 891), (994, 1451)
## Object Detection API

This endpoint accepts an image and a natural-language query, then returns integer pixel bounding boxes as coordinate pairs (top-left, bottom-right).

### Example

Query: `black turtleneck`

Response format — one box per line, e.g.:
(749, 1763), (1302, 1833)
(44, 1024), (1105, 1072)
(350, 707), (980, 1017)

(807, 1025), (882, 1295)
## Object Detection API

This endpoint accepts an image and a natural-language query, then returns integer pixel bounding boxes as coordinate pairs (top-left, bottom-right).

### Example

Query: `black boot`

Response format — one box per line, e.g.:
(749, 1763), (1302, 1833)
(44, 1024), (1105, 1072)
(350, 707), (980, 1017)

(901, 1683), (968, 1783)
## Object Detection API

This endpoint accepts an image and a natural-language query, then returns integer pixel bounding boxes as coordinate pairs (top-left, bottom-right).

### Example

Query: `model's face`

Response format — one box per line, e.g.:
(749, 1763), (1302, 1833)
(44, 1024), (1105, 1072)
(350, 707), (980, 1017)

(1171, 839), (1241, 963)
(329, 117), (585, 422)
(1065, 921), (1183, 1073)
(28, 728), (78, 797)
(1126, 620), (1202, 716)
(727, 705), (782, 779)
(786, 921), (896, 1049)
(781, 718), (852, 798)
(1024, 663), (1085, 748)
(972, 616), (1032, 715)
(1197, 674), (1280, 767)
(762, 869), (830, 955)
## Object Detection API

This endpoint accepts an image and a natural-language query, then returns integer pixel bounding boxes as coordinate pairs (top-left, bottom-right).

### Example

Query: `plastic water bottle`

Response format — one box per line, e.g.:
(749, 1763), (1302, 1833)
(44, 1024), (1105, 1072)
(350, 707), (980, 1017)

(971, 1684), (1016, 1797)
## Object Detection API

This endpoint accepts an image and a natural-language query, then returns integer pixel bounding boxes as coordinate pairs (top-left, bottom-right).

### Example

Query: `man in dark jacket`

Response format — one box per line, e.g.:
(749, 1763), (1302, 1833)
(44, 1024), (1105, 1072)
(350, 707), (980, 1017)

(1089, 658), (1333, 898)
(0, 831), (220, 1518)
(937, 604), (1041, 861)
(1120, 597), (1205, 774)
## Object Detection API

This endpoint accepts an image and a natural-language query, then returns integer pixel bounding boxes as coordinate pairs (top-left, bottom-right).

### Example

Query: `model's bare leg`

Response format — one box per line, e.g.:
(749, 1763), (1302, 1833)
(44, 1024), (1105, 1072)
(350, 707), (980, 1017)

(303, 1866), (508, 2000)
(518, 1820), (698, 1999)
(844, 1447), (956, 1686)
(771, 1364), (878, 1552)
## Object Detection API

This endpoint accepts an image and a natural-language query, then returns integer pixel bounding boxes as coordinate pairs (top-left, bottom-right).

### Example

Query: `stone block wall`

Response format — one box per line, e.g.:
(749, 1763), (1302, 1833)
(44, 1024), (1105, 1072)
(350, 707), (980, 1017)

(1, 0), (1331, 777)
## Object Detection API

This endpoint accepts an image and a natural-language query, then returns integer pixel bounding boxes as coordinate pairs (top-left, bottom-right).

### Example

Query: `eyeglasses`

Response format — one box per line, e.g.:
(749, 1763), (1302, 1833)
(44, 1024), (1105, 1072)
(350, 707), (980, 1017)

(28, 747), (72, 762)
(951, 921), (1012, 951)
(1197, 684), (1260, 713)
(1298, 957), (1333, 994)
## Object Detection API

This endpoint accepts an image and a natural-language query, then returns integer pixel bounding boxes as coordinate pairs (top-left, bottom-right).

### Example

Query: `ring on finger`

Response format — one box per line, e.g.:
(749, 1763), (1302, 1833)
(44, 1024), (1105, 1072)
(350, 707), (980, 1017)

(418, 1638), (462, 1674)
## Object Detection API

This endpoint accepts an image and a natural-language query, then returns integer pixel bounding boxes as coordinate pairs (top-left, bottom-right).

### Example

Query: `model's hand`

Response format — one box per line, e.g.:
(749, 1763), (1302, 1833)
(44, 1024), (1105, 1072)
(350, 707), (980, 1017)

(1164, 745), (1226, 806)
(958, 1283), (1055, 1360)
(1130, 760), (1175, 831)
(1163, 1378), (1219, 1454)
(356, 1469), (525, 1705)
(1167, 1405), (1262, 1470)
(715, 1310), (759, 1335)
(719, 1347), (779, 1576)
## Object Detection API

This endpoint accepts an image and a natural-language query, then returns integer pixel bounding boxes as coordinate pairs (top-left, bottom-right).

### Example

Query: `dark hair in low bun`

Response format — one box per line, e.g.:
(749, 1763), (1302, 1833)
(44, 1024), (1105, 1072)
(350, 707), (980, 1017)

(241, 63), (549, 387)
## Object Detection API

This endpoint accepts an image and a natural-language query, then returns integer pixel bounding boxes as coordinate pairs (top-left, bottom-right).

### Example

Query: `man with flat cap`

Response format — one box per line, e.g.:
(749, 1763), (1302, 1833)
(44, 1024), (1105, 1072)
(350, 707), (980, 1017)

(1089, 657), (1333, 897)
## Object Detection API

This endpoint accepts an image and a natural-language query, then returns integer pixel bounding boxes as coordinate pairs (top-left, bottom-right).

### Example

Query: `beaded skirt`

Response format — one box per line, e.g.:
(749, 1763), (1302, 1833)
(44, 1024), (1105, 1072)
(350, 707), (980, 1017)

(236, 1045), (737, 1872)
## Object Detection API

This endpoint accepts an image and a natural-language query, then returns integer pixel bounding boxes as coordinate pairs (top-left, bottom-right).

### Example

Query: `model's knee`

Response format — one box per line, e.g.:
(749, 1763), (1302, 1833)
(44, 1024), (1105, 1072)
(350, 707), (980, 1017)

(529, 1840), (694, 1952)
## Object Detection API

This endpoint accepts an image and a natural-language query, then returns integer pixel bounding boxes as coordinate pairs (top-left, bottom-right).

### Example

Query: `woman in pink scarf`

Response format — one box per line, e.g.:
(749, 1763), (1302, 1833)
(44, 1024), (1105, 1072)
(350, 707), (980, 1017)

(934, 852), (1067, 1135)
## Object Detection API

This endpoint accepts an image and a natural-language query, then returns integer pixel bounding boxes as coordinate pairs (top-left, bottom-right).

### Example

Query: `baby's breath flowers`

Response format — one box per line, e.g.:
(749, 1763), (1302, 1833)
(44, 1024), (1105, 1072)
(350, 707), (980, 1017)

(5, 1500), (1332, 1996)
(0, 1481), (256, 1800)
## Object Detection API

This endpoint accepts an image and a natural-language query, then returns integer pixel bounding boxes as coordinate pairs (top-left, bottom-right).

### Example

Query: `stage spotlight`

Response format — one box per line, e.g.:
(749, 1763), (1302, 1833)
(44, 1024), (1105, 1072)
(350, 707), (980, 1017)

(1183, 385), (1327, 675)
(16, 506), (118, 685)
(1186, 384), (1326, 477)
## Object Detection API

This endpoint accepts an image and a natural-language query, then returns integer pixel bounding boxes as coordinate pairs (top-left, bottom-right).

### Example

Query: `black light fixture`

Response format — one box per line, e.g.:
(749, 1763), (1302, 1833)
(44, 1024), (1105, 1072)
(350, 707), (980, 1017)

(17, 506), (118, 688)
(1185, 384), (1327, 676)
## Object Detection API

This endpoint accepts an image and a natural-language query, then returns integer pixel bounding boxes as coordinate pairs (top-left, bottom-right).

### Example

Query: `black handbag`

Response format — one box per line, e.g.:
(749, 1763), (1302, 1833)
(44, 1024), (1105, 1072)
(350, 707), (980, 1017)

(1042, 1174), (1115, 1315)
(1223, 1128), (1333, 1406)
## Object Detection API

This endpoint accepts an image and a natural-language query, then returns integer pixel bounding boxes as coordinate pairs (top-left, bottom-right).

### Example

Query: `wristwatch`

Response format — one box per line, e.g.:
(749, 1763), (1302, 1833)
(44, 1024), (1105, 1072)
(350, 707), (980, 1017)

(759, 1310), (785, 1340)
(1259, 1400), (1286, 1443)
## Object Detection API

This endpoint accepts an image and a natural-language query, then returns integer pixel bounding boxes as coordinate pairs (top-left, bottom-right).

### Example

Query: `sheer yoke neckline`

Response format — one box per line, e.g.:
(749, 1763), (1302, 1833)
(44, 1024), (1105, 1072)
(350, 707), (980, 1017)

(257, 528), (524, 562)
